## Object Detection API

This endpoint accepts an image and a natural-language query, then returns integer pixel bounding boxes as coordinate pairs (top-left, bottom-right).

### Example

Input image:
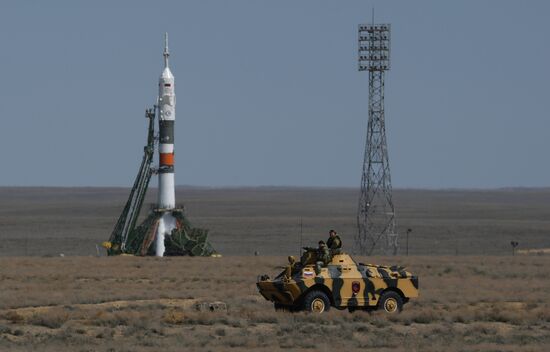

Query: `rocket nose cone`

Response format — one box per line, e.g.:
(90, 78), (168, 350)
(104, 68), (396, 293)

(161, 67), (174, 80)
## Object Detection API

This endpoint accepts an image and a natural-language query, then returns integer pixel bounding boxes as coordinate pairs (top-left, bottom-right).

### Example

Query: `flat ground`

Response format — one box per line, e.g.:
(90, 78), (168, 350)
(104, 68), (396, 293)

(1, 187), (549, 256)
(0, 187), (549, 351)
(0, 255), (549, 351)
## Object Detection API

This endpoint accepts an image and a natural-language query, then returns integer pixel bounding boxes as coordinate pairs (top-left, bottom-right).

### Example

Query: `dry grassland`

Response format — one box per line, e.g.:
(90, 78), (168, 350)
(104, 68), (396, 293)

(1, 187), (549, 350)
(1, 255), (549, 351)
(1, 187), (549, 256)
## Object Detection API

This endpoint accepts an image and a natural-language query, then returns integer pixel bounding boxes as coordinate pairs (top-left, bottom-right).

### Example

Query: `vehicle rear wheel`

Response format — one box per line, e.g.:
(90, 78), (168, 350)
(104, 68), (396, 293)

(274, 303), (289, 311)
(302, 290), (331, 313)
(274, 303), (300, 312)
(378, 291), (403, 313)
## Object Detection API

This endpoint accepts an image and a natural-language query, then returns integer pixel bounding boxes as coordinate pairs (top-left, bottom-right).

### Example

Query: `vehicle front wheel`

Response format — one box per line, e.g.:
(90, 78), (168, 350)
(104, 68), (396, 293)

(302, 290), (331, 313)
(378, 291), (403, 313)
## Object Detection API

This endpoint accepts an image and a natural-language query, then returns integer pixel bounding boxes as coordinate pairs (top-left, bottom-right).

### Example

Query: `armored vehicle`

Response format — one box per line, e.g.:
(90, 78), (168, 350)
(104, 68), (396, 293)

(257, 247), (419, 313)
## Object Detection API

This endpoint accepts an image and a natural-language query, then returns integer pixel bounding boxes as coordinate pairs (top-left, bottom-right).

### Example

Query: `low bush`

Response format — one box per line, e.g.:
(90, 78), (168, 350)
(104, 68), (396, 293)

(27, 310), (69, 329)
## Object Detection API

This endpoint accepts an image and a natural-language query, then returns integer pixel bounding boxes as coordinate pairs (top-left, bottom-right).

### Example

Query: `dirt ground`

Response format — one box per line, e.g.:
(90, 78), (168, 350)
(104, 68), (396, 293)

(0, 255), (549, 351)
(0, 187), (549, 256)
(0, 187), (549, 350)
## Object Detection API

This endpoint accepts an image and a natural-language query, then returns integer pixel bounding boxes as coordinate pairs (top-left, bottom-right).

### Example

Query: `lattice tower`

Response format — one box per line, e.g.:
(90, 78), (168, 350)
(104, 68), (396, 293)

(356, 23), (398, 255)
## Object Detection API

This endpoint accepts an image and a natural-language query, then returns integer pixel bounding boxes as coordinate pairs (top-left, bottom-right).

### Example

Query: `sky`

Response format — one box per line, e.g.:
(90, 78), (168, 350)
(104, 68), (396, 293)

(0, 1), (549, 188)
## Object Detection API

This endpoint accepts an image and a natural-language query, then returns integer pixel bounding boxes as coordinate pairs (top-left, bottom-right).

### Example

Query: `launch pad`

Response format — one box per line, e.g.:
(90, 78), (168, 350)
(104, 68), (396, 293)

(107, 206), (215, 257)
(104, 34), (216, 257)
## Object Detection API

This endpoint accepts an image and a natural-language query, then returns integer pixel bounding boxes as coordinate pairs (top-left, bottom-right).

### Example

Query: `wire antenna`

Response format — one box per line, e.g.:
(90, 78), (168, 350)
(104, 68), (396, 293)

(299, 217), (303, 256)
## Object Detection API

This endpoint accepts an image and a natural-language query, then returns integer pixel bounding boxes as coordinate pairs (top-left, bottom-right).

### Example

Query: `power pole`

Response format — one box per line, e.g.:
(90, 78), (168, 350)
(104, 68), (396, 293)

(356, 21), (398, 255)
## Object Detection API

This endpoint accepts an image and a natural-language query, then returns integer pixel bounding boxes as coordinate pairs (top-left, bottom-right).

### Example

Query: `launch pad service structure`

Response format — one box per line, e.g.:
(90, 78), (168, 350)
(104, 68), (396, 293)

(104, 34), (216, 257)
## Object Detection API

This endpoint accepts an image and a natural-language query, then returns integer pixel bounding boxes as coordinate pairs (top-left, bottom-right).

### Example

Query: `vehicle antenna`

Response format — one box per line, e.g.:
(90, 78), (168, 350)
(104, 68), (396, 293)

(300, 217), (303, 256)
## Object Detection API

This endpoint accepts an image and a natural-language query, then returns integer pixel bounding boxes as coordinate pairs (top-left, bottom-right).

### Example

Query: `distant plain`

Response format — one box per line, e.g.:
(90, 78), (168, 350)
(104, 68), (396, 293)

(0, 186), (549, 256)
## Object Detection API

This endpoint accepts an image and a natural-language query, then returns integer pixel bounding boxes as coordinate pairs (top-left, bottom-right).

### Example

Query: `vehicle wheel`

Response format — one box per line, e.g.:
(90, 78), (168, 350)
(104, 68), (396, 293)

(302, 290), (331, 313)
(274, 303), (299, 312)
(274, 303), (289, 312)
(378, 291), (403, 313)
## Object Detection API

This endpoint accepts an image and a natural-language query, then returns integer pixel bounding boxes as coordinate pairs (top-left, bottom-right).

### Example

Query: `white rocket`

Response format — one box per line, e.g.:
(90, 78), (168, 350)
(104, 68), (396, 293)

(156, 33), (177, 256)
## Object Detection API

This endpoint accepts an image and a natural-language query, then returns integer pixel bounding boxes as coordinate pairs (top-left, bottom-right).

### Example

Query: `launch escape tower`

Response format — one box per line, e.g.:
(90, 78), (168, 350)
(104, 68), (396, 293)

(105, 34), (216, 257)
(355, 21), (398, 255)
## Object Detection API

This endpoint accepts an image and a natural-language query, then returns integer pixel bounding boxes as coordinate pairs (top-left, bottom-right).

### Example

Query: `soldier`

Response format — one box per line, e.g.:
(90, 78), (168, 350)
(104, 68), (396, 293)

(317, 240), (330, 266)
(284, 255), (297, 281)
(326, 229), (342, 255)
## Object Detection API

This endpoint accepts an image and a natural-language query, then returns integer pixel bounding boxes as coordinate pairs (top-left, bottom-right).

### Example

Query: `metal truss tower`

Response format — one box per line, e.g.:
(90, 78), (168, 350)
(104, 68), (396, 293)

(356, 22), (398, 255)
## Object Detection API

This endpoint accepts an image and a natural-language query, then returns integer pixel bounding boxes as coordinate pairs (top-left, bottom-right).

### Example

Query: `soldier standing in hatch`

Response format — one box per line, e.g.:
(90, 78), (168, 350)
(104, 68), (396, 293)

(326, 229), (342, 255)
(284, 255), (297, 281)
(317, 240), (330, 265)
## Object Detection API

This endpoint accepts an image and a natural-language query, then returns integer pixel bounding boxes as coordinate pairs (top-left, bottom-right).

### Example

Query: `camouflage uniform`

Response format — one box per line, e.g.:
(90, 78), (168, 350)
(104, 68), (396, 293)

(317, 243), (330, 265)
(327, 233), (342, 255)
(284, 256), (297, 280)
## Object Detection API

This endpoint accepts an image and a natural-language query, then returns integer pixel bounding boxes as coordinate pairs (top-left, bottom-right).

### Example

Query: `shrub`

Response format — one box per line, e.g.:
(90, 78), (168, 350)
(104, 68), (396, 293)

(4, 311), (24, 324)
(412, 311), (438, 324)
(27, 310), (69, 329)
(12, 329), (24, 336)
(163, 309), (185, 325)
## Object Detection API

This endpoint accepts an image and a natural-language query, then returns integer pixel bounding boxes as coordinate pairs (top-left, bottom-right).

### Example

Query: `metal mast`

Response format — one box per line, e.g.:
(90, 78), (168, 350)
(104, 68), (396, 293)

(356, 22), (398, 255)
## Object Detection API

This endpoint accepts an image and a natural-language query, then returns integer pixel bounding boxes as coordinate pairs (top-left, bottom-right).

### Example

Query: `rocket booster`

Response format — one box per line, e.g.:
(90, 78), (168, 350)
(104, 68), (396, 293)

(156, 33), (177, 256)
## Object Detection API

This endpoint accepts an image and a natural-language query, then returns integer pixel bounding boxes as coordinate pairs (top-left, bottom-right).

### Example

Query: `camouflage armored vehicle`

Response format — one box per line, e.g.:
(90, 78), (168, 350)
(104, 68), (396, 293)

(257, 247), (419, 313)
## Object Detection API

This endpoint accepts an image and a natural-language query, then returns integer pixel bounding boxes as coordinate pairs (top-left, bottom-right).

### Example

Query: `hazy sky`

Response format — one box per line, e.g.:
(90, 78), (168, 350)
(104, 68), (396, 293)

(0, 1), (549, 188)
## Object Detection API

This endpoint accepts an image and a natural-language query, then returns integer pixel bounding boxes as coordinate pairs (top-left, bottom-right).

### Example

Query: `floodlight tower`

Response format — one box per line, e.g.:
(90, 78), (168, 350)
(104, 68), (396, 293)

(356, 22), (398, 255)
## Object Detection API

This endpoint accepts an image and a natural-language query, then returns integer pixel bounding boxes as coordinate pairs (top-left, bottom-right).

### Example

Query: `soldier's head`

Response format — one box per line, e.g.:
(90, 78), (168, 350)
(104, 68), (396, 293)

(329, 229), (336, 237)
(288, 255), (296, 264)
(318, 240), (326, 248)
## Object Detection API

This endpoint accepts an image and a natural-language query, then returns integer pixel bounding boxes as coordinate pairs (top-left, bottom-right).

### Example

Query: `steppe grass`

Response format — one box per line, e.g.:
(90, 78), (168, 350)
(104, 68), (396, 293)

(0, 255), (549, 351)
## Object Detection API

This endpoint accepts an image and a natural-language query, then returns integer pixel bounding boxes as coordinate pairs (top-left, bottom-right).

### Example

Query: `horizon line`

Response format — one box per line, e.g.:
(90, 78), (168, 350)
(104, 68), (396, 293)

(0, 185), (549, 192)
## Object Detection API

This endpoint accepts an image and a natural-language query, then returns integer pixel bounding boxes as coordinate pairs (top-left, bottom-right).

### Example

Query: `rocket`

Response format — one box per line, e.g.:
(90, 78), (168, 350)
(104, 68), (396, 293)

(156, 33), (177, 256)
(106, 33), (216, 258)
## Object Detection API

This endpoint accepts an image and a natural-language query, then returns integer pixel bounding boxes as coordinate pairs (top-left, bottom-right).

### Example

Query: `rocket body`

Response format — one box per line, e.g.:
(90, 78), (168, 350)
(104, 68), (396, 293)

(158, 62), (176, 208)
(156, 33), (176, 257)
